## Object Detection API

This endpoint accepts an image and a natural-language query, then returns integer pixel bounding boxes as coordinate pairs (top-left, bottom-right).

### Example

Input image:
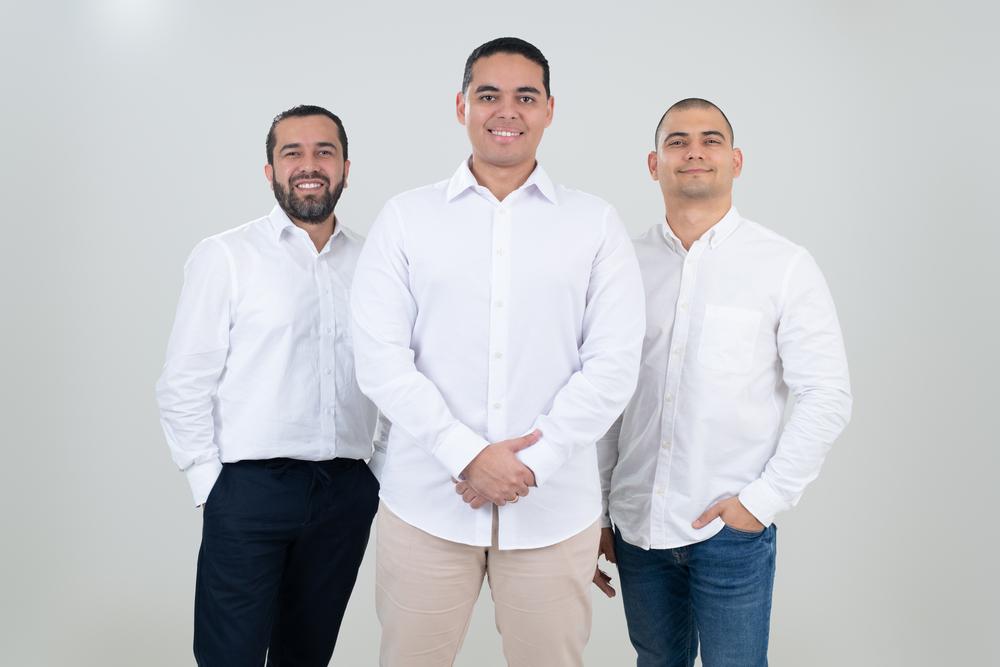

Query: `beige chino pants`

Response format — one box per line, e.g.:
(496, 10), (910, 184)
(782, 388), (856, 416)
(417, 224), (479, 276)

(375, 502), (600, 667)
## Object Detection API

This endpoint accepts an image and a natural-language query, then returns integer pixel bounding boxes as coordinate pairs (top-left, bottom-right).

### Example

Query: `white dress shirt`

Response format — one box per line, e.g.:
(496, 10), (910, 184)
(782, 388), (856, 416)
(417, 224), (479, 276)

(599, 208), (851, 549)
(156, 206), (377, 505)
(351, 161), (645, 549)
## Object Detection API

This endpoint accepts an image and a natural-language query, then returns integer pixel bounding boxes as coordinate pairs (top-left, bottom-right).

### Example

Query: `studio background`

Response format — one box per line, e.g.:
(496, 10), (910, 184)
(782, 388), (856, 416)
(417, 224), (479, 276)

(2, 1), (996, 665)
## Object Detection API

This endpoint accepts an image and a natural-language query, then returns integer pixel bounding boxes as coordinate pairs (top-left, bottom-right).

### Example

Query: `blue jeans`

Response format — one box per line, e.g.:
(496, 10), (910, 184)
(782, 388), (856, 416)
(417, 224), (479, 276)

(615, 525), (777, 667)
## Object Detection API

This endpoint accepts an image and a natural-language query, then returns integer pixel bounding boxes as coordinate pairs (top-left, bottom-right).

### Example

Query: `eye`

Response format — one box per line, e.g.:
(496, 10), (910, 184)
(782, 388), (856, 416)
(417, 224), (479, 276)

(318, 150), (333, 157)
(479, 95), (496, 102)
(519, 96), (535, 104)
(284, 151), (300, 158)
(706, 138), (721, 145)
(667, 140), (683, 147)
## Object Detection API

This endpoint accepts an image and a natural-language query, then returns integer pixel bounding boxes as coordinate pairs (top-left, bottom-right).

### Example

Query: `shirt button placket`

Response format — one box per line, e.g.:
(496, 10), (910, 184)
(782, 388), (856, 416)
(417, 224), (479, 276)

(487, 206), (511, 441)
(317, 260), (336, 455)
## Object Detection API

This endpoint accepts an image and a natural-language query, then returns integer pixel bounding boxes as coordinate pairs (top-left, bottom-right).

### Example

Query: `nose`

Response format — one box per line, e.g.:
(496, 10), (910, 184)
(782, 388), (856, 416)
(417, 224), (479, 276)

(685, 145), (704, 160)
(300, 152), (319, 170)
(497, 97), (519, 119)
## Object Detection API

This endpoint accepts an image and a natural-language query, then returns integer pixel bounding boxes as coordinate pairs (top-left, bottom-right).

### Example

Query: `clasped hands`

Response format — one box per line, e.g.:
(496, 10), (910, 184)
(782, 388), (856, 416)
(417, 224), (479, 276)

(453, 429), (540, 508)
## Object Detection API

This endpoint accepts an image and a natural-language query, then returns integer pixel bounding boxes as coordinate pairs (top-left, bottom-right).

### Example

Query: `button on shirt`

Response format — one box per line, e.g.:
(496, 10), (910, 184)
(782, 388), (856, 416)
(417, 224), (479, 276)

(351, 161), (645, 550)
(156, 206), (377, 505)
(599, 208), (851, 549)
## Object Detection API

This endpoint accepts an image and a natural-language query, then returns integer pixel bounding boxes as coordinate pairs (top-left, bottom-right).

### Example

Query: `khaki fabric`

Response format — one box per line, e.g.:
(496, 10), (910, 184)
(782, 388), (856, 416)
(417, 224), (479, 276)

(375, 502), (600, 666)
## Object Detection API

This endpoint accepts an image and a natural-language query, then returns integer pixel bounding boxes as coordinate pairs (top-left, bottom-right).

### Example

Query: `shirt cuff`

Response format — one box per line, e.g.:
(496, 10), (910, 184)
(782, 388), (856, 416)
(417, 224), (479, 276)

(738, 478), (788, 528)
(186, 457), (224, 507)
(434, 423), (489, 480)
(516, 437), (564, 487)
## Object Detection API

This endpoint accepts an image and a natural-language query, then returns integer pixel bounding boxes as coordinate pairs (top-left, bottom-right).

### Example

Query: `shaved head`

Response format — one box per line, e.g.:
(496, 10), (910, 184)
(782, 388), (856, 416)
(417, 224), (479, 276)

(654, 98), (734, 148)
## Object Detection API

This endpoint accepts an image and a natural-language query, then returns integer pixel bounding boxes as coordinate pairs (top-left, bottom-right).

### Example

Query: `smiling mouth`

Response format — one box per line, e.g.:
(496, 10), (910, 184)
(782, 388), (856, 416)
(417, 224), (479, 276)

(489, 129), (524, 137)
(293, 180), (327, 191)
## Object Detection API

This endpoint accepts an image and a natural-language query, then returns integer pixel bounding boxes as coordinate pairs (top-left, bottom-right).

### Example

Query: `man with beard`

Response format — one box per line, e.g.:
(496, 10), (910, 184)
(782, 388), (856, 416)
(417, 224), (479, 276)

(156, 105), (379, 666)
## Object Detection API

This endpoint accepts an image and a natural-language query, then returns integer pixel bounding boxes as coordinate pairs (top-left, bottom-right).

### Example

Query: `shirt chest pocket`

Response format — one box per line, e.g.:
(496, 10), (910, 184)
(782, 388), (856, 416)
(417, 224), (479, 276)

(697, 305), (762, 373)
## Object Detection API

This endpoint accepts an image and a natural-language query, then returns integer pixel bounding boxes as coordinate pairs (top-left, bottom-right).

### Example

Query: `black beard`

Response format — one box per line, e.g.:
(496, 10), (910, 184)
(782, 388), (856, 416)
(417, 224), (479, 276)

(273, 174), (344, 224)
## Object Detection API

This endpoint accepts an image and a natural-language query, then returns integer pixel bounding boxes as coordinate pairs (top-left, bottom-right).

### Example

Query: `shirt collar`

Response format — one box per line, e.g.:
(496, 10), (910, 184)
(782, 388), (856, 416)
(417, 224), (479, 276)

(660, 206), (743, 251)
(706, 207), (742, 248)
(267, 204), (346, 245)
(445, 158), (558, 205)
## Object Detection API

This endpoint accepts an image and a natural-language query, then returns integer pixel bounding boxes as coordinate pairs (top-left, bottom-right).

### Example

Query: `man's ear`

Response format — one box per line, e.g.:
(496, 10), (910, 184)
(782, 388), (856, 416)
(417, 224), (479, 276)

(264, 163), (274, 189)
(648, 151), (659, 180)
(456, 91), (467, 126)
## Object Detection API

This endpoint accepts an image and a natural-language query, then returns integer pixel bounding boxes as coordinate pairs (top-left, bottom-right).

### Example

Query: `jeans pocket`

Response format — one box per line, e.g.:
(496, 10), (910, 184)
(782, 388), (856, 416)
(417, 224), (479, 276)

(722, 523), (765, 537)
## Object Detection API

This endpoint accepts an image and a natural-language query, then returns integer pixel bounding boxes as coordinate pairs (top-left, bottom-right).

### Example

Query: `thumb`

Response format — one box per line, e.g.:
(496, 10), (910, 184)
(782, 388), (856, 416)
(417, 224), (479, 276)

(508, 429), (542, 453)
(692, 501), (723, 529)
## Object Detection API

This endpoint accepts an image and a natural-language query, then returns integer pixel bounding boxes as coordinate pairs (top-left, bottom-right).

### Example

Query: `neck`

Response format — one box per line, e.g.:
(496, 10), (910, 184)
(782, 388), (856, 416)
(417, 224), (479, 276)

(663, 196), (732, 250)
(292, 214), (336, 253)
(469, 156), (537, 202)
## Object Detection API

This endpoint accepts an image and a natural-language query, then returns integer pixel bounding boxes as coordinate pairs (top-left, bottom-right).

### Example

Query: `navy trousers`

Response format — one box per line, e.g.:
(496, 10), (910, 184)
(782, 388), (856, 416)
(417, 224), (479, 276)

(194, 458), (379, 667)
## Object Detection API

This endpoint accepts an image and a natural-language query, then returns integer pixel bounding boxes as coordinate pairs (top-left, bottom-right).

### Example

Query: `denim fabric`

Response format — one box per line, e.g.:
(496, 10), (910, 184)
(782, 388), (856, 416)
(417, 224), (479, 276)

(615, 525), (776, 667)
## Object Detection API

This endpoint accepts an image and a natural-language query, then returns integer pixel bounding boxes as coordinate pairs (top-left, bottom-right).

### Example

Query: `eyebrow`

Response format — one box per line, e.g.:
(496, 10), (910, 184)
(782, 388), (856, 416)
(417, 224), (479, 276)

(473, 85), (543, 95)
(663, 130), (728, 143)
(279, 142), (338, 153)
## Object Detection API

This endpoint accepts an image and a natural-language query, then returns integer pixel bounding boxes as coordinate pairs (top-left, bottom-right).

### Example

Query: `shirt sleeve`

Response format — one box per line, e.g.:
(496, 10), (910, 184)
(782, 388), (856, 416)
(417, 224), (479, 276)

(596, 415), (623, 528)
(351, 201), (489, 479)
(739, 250), (853, 526)
(154, 238), (233, 506)
(518, 206), (646, 486)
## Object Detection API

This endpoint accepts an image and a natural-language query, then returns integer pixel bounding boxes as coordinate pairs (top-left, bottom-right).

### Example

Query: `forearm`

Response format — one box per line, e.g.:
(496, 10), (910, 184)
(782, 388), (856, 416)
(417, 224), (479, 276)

(351, 327), (489, 478)
(596, 416), (623, 528)
(739, 385), (852, 525)
(156, 349), (228, 505)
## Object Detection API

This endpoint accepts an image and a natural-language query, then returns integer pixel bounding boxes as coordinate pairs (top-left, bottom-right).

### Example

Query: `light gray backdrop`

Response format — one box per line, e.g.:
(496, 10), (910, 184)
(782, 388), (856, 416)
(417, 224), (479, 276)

(2, 1), (996, 665)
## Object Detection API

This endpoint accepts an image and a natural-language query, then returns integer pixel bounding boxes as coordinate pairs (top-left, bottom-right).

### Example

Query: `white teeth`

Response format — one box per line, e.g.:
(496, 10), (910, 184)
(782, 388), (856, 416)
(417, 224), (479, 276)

(297, 182), (322, 189)
(491, 129), (520, 137)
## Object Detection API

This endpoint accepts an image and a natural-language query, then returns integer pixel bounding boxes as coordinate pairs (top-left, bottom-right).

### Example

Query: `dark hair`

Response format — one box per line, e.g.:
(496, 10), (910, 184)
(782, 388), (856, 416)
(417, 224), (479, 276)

(266, 105), (348, 164)
(462, 37), (551, 97)
(654, 98), (734, 148)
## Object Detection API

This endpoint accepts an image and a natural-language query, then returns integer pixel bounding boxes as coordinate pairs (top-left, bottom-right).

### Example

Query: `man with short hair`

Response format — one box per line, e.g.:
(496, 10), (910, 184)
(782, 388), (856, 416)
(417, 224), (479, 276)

(595, 99), (852, 667)
(351, 38), (645, 666)
(156, 105), (378, 666)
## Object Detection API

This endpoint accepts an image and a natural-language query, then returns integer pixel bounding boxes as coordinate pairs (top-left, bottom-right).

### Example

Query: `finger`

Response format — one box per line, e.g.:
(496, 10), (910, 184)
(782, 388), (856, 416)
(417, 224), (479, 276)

(508, 429), (542, 452)
(455, 481), (469, 494)
(604, 542), (617, 564)
(592, 569), (616, 598)
(515, 482), (530, 497)
(462, 489), (478, 504)
(692, 501), (724, 529)
(469, 496), (487, 509)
